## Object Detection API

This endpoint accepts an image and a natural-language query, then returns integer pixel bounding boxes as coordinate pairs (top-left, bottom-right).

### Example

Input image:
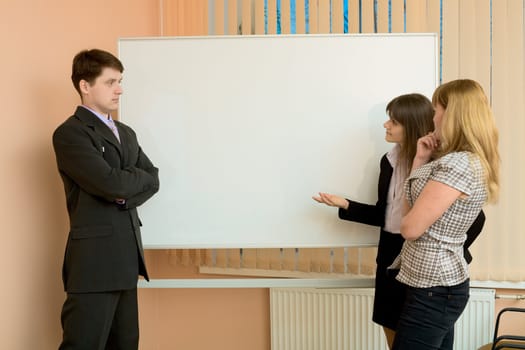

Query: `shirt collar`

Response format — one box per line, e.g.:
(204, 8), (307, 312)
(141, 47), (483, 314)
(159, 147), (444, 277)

(386, 144), (401, 166)
(80, 105), (114, 126)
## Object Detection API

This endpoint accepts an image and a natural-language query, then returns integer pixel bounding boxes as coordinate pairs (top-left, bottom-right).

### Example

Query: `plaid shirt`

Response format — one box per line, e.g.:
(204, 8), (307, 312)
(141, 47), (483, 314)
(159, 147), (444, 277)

(389, 151), (486, 288)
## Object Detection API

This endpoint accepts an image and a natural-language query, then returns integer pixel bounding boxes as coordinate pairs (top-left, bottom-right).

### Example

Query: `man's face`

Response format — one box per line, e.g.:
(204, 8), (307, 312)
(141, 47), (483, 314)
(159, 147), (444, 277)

(81, 67), (123, 115)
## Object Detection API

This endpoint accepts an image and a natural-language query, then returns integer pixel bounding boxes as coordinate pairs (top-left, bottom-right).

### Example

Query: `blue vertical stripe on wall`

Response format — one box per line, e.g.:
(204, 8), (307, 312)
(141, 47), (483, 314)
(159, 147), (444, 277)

(404, 0), (407, 32)
(388, 0), (392, 33)
(291, 0), (296, 33)
(265, 0), (268, 33)
(344, 0), (349, 33)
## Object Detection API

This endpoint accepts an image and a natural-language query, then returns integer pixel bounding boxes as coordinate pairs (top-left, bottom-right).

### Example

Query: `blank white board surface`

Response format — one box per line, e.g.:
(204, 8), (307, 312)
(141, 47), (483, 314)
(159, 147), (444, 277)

(118, 34), (438, 248)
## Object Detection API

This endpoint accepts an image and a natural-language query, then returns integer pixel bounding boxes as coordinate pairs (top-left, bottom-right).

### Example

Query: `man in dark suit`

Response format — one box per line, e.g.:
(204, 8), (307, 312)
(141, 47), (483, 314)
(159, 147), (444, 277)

(53, 49), (159, 349)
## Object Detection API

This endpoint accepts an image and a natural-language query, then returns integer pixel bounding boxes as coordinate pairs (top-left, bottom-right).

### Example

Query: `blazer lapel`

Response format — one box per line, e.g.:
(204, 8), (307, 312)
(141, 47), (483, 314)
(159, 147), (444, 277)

(74, 106), (123, 156)
(115, 122), (129, 166)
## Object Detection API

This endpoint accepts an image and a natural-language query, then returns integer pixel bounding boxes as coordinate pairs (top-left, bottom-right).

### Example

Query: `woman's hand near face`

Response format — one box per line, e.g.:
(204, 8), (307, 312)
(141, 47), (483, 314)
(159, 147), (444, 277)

(413, 132), (439, 170)
(312, 192), (349, 209)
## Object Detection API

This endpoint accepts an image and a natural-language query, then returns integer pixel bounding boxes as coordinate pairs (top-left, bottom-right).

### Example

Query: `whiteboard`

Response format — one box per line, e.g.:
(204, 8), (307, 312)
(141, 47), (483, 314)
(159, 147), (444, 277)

(118, 34), (438, 249)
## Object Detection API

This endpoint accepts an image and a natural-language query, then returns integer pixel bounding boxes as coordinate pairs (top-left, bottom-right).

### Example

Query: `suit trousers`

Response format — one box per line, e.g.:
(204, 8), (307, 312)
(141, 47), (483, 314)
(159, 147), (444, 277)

(59, 288), (139, 350)
(392, 279), (469, 350)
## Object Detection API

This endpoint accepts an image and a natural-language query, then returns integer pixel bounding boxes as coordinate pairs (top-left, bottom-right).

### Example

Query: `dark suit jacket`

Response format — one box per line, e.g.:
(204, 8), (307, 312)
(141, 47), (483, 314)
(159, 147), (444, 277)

(338, 153), (485, 264)
(53, 106), (159, 293)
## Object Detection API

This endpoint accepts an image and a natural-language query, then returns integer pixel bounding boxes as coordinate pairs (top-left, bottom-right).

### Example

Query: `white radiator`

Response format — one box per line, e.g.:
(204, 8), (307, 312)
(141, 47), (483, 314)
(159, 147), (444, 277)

(270, 287), (495, 350)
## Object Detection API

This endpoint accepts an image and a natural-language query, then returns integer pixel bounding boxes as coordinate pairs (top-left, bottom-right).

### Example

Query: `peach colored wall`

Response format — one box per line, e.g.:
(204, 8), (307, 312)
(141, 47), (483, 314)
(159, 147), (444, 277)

(1, 1), (269, 349)
(0, 1), (152, 348)
(139, 252), (270, 350)
(493, 291), (525, 339)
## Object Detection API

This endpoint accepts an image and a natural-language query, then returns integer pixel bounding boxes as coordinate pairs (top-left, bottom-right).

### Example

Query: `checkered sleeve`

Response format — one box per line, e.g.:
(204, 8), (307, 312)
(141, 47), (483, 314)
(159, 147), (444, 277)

(430, 152), (474, 196)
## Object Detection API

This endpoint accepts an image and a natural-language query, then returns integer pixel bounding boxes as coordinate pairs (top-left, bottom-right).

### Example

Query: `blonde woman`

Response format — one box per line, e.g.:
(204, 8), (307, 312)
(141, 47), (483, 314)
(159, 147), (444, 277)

(391, 79), (500, 350)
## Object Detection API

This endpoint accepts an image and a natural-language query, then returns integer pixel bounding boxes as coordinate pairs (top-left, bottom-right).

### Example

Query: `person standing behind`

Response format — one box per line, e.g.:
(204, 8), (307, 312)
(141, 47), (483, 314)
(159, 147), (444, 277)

(391, 79), (500, 350)
(53, 49), (160, 349)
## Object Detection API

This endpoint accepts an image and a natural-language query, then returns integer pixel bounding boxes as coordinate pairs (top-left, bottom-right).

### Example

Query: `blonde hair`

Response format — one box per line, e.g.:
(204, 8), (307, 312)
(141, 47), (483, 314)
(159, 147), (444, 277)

(432, 79), (500, 202)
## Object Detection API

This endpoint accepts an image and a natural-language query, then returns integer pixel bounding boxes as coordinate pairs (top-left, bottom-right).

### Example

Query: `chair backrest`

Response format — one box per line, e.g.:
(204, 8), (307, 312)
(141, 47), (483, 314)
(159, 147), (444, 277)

(491, 307), (525, 350)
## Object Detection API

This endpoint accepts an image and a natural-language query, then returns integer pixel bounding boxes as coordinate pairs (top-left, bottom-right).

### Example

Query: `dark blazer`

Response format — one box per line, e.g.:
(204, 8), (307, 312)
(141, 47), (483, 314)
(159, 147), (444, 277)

(338, 153), (485, 264)
(53, 106), (159, 293)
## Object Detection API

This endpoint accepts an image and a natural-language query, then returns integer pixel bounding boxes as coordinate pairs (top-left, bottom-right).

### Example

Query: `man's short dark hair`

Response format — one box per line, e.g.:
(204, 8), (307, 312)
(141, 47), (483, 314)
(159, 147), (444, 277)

(71, 49), (124, 96)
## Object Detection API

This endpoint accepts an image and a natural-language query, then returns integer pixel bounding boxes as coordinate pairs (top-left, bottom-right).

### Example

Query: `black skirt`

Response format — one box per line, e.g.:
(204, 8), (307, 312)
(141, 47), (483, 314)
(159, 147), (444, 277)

(372, 229), (406, 330)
